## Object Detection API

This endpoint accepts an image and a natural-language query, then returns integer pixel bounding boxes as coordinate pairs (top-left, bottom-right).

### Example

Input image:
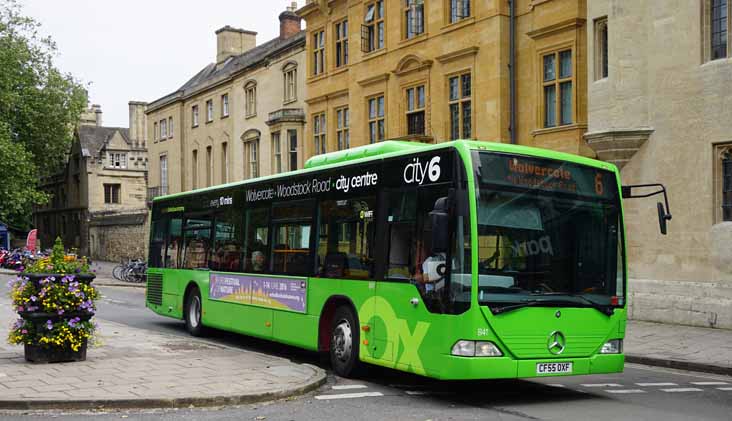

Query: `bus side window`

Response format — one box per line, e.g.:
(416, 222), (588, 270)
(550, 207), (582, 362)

(182, 215), (213, 269)
(150, 218), (166, 268)
(271, 200), (314, 276)
(317, 196), (376, 279)
(211, 208), (244, 272)
(166, 217), (183, 268)
(243, 206), (270, 273)
(385, 189), (417, 280)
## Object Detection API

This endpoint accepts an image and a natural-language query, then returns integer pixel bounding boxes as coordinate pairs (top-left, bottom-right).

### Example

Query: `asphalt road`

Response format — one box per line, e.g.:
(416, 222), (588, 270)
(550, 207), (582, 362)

(3, 283), (732, 420)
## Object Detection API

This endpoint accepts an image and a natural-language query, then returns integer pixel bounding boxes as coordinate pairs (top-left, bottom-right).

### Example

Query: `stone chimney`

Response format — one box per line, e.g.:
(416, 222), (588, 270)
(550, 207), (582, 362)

(280, 2), (302, 39)
(79, 104), (103, 127)
(128, 101), (148, 148)
(216, 26), (257, 64)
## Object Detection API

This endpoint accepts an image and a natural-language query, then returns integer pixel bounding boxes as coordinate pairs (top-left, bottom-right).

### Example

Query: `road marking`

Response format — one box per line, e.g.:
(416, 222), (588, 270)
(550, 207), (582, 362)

(660, 388), (704, 393)
(635, 382), (677, 387)
(315, 392), (384, 400)
(690, 381), (729, 386)
(405, 390), (429, 396)
(580, 383), (622, 388)
(606, 389), (646, 394)
(547, 384), (566, 388)
(332, 384), (368, 390)
(716, 387), (732, 391)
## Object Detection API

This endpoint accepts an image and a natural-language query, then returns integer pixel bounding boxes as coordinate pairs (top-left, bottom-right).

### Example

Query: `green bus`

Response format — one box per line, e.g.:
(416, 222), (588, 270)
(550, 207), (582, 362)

(146, 140), (669, 380)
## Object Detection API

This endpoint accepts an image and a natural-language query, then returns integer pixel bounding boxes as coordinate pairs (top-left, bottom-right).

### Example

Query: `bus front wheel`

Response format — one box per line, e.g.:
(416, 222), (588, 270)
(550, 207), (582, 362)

(184, 286), (205, 337)
(330, 306), (362, 377)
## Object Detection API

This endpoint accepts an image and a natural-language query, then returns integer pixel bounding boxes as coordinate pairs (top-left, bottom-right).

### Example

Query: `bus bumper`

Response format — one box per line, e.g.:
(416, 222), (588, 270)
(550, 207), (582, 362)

(432, 353), (624, 380)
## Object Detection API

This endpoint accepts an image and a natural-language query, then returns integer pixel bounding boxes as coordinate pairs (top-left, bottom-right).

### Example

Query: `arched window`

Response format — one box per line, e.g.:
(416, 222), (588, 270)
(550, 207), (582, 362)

(244, 80), (257, 118)
(242, 129), (261, 179)
(282, 63), (298, 104)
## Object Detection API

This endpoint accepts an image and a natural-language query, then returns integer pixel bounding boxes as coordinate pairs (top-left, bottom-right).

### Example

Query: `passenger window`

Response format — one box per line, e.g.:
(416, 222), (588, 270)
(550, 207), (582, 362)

(182, 216), (213, 269)
(150, 218), (166, 268)
(271, 200), (314, 275)
(385, 189), (417, 280)
(210, 209), (244, 272)
(166, 217), (183, 268)
(317, 197), (376, 279)
(243, 207), (270, 273)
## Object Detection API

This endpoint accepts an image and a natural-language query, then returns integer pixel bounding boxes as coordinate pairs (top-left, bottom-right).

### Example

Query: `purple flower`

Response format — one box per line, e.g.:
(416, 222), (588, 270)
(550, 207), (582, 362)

(75, 268), (81, 274)
(29, 295), (37, 302)
(45, 320), (53, 330)
(68, 317), (80, 328)
(21, 329), (27, 334)
(57, 309), (64, 315)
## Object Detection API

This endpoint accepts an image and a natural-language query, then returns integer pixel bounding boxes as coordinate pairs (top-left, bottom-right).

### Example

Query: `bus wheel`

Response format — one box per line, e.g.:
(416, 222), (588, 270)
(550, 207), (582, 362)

(330, 306), (361, 377)
(184, 286), (204, 337)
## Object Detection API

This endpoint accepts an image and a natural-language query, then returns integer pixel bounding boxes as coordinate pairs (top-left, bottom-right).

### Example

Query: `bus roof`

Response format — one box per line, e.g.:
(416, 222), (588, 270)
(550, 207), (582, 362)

(153, 139), (617, 202)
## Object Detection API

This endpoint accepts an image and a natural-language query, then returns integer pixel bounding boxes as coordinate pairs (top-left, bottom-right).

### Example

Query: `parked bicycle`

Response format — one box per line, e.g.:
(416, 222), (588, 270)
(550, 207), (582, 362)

(113, 258), (147, 283)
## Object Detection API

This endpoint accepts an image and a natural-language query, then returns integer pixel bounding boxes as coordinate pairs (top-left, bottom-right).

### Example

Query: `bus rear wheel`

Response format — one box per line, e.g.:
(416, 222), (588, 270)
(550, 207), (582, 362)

(330, 306), (362, 378)
(184, 286), (205, 337)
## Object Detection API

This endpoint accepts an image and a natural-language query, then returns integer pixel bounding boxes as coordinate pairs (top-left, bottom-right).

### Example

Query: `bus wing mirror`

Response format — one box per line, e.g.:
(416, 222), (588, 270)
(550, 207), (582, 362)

(430, 197), (450, 254)
(622, 183), (672, 235)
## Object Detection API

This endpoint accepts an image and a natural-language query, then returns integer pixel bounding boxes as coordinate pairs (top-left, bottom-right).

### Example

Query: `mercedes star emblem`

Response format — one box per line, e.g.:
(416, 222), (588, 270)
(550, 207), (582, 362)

(547, 331), (566, 355)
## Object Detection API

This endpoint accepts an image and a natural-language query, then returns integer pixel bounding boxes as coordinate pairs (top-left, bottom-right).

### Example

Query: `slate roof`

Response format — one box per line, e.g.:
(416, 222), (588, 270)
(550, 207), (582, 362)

(77, 125), (131, 158)
(147, 31), (306, 112)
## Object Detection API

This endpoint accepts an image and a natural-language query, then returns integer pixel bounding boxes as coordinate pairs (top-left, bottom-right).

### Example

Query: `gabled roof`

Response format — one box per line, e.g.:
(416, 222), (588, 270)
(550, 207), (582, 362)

(77, 125), (131, 158)
(147, 31), (306, 112)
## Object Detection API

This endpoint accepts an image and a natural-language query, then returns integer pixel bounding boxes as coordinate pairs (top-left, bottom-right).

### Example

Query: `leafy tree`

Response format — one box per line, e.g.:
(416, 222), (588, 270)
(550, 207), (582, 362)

(0, 0), (88, 228)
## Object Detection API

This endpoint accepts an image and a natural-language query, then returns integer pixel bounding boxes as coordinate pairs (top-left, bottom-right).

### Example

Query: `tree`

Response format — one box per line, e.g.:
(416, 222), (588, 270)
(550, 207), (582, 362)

(0, 0), (88, 228)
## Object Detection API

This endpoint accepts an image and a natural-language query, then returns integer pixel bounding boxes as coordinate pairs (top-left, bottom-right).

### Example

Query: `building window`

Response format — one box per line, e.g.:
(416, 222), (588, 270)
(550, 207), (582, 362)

(206, 99), (214, 122)
(168, 117), (174, 138)
(404, 0), (424, 39)
(724, 153), (732, 221)
(153, 121), (158, 140)
(107, 152), (127, 169)
(245, 82), (257, 118)
(284, 65), (297, 103)
(406, 85), (425, 136)
(160, 118), (167, 138)
(368, 95), (385, 143)
(542, 50), (573, 128)
(103, 184), (121, 204)
(313, 30), (325, 75)
(206, 146), (212, 187)
(711, 0), (729, 60)
(192, 105), (199, 127)
(595, 17), (608, 80)
(160, 154), (168, 192)
(192, 149), (198, 190)
(449, 73), (471, 139)
(362, 1), (385, 53)
(245, 140), (259, 178)
(449, 0), (471, 24)
(313, 113), (327, 155)
(222, 94), (229, 118)
(272, 132), (282, 174)
(335, 20), (349, 68)
(288, 129), (298, 171)
(336, 107), (350, 150)
(221, 142), (228, 183)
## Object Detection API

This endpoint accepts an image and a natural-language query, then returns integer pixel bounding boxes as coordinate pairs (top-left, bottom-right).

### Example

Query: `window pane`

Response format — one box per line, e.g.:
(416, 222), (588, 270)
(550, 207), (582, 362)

(544, 85), (556, 128)
(462, 102), (472, 138)
(559, 50), (572, 78)
(377, 96), (385, 117)
(369, 122), (376, 143)
(543, 54), (556, 81)
(461, 74), (471, 98)
(369, 99), (376, 119)
(317, 197), (376, 279)
(407, 88), (415, 111)
(378, 120), (385, 140)
(450, 104), (460, 140)
(449, 77), (459, 101)
(560, 81), (572, 125)
(417, 86), (425, 108)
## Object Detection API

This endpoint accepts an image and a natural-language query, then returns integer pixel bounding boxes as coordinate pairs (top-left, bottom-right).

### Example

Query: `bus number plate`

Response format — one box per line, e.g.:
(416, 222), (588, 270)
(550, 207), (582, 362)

(536, 362), (572, 375)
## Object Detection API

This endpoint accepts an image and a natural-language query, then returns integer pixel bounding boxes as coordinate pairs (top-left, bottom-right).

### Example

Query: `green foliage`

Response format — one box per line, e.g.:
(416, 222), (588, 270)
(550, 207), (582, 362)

(24, 237), (91, 274)
(0, 0), (88, 228)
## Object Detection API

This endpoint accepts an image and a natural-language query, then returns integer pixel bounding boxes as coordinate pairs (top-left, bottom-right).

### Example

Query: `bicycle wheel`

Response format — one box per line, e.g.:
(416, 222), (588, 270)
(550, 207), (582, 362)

(122, 267), (135, 282)
(112, 265), (124, 280)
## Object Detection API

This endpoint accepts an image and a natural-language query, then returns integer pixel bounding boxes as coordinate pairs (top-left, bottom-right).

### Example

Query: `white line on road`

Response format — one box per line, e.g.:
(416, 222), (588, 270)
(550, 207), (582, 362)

(547, 384), (566, 388)
(605, 389), (646, 394)
(635, 382), (677, 387)
(332, 384), (368, 390)
(690, 381), (729, 386)
(716, 387), (732, 391)
(315, 392), (384, 400)
(580, 383), (623, 387)
(660, 388), (704, 393)
(405, 390), (429, 396)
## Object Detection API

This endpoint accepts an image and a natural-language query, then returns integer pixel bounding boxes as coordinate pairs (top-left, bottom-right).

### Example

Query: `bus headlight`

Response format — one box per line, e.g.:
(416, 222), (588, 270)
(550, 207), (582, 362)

(600, 339), (623, 354)
(451, 340), (503, 357)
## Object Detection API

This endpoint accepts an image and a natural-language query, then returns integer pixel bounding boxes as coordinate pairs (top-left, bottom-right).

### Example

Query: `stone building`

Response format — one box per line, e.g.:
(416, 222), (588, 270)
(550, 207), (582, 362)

(586, 0), (732, 328)
(296, 0), (591, 157)
(146, 4), (306, 197)
(34, 103), (149, 261)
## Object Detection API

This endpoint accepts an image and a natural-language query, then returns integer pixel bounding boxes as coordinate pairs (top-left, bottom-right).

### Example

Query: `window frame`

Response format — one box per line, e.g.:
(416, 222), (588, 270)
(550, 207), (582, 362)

(447, 0), (471, 25)
(221, 93), (229, 118)
(245, 139), (259, 179)
(405, 84), (426, 136)
(447, 72), (472, 140)
(367, 94), (386, 144)
(336, 107), (350, 150)
(594, 17), (609, 80)
(335, 19), (349, 68)
(541, 49), (574, 129)
(206, 99), (214, 123)
(272, 131), (282, 174)
(168, 116), (174, 139)
(160, 118), (167, 138)
(313, 29), (326, 75)
(283, 64), (298, 103)
(245, 82), (257, 118)
(362, 1), (385, 53)
(313, 112), (327, 155)
(288, 129), (298, 171)
(404, 0), (425, 40)
(103, 183), (121, 204)
(192, 105), (199, 127)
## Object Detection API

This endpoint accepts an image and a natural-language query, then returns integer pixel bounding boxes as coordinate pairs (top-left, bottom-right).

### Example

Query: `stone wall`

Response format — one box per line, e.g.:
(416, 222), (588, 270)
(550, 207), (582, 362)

(88, 212), (148, 262)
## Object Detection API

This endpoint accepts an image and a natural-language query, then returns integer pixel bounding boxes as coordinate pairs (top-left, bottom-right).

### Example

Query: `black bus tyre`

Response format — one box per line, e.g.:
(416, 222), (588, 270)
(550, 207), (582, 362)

(184, 286), (205, 337)
(330, 306), (362, 378)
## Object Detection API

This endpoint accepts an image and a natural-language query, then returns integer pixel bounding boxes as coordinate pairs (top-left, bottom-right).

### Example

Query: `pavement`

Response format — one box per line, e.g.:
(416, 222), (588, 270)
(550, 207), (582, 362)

(0, 275), (326, 410)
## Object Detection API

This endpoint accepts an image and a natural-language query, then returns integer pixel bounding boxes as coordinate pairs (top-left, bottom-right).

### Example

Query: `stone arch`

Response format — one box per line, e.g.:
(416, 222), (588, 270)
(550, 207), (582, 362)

(393, 54), (433, 76)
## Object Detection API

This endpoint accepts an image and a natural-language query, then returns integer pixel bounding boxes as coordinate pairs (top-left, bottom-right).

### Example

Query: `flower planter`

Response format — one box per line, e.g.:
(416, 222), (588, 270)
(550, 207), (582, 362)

(24, 340), (87, 363)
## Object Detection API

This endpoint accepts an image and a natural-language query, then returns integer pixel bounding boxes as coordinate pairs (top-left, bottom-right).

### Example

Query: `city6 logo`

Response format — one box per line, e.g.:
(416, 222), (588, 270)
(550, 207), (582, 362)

(403, 156), (441, 185)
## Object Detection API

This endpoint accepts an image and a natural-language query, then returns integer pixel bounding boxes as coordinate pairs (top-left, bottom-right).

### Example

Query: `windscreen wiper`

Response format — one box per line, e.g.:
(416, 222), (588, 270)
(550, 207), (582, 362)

(490, 300), (543, 315)
(531, 293), (615, 316)
(490, 296), (615, 316)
